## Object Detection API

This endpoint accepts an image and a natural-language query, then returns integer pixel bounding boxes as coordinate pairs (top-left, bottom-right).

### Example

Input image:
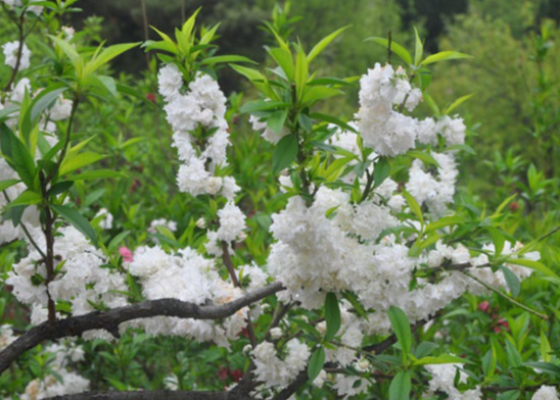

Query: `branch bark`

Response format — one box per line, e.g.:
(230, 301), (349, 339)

(42, 390), (253, 400)
(0, 282), (284, 376)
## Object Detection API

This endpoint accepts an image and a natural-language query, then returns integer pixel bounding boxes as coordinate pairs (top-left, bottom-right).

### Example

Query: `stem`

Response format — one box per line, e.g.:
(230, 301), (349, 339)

(221, 241), (258, 347)
(1, 191), (46, 260)
(39, 174), (57, 326)
(48, 95), (79, 183)
(140, 0), (150, 70)
(463, 270), (549, 320)
(360, 168), (374, 203)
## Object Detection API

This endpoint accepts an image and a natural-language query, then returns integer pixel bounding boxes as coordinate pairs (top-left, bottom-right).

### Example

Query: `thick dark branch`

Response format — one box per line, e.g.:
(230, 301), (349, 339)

(0, 282), (284, 376)
(42, 390), (253, 400)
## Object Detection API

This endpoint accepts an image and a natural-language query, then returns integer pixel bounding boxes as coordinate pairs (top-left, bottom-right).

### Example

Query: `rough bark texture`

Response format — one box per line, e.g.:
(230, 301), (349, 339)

(0, 282), (284, 376)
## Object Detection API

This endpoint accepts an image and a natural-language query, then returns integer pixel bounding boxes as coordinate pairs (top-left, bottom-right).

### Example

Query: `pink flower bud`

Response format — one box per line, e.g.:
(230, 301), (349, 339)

(478, 301), (490, 313)
(119, 247), (134, 263)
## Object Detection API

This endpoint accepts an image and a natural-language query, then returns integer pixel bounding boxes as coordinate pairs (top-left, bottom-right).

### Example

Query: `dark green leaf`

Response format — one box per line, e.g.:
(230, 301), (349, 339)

(51, 204), (98, 246)
(272, 135), (299, 174)
(307, 347), (325, 382)
(388, 306), (412, 357)
(324, 292), (341, 342)
(389, 370), (411, 400)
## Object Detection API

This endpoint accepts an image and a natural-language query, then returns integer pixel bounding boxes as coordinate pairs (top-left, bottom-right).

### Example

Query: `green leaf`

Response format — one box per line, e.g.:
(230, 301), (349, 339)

(272, 135), (299, 174)
(342, 291), (369, 321)
(301, 86), (342, 105)
(324, 292), (341, 342)
(500, 266), (521, 297)
(365, 37), (412, 65)
(295, 45), (309, 102)
(240, 100), (290, 114)
(108, 231), (131, 252)
(421, 51), (473, 66)
(402, 189), (424, 226)
(412, 354), (465, 366)
(0, 179), (20, 192)
(8, 190), (42, 207)
(540, 329), (552, 363)
(505, 340), (522, 368)
(525, 361), (560, 376)
(310, 113), (357, 133)
(201, 55), (257, 65)
(51, 204), (98, 246)
(413, 27), (423, 66)
(30, 87), (68, 122)
(307, 26), (349, 64)
(373, 158), (390, 188)
(307, 346), (325, 382)
(268, 47), (294, 81)
(0, 124), (36, 189)
(68, 169), (126, 181)
(407, 150), (440, 168)
(59, 152), (106, 176)
(505, 258), (560, 281)
(87, 42), (140, 75)
(389, 370), (411, 400)
(388, 306), (412, 358)
(444, 93), (474, 115)
(267, 109), (288, 134)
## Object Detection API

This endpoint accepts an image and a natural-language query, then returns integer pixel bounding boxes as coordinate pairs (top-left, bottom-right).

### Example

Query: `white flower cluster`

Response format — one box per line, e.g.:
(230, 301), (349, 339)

(1, 0), (43, 14)
(251, 339), (309, 389)
(268, 183), (538, 344)
(356, 63), (466, 156)
(127, 245), (251, 347)
(158, 64), (239, 200)
(532, 386), (559, 400)
(425, 363), (482, 399)
(0, 159), (40, 245)
(6, 226), (128, 339)
(2, 40), (31, 70)
(12, 342), (89, 400)
(406, 151), (458, 216)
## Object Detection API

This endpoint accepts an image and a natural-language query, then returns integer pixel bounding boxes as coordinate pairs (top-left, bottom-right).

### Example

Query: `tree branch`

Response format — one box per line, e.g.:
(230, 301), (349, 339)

(0, 282), (284, 376)
(42, 390), (253, 400)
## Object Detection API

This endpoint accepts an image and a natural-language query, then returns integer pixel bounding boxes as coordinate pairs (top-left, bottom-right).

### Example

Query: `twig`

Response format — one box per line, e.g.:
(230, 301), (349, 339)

(463, 270), (548, 320)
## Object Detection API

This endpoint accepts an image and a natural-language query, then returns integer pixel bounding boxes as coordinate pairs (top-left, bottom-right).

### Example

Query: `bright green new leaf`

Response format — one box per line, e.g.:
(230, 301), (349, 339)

(402, 189), (424, 226)
(388, 306), (412, 358)
(365, 37), (412, 65)
(0, 179), (20, 192)
(295, 45), (309, 102)
(87, 42), (140, 75)
(421, 51), (473, 66)
(59, 152), (106, 176)
(7, 190), (42, 208)
(413, 27), (423, 66)
(307, 26), (349, 64)
(445, 93), (474, 115)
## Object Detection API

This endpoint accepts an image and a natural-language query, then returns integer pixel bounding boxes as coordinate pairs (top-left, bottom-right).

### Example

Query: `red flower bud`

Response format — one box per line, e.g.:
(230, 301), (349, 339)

(509, 202), (519, 212)
(478, 301), (490, 312)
